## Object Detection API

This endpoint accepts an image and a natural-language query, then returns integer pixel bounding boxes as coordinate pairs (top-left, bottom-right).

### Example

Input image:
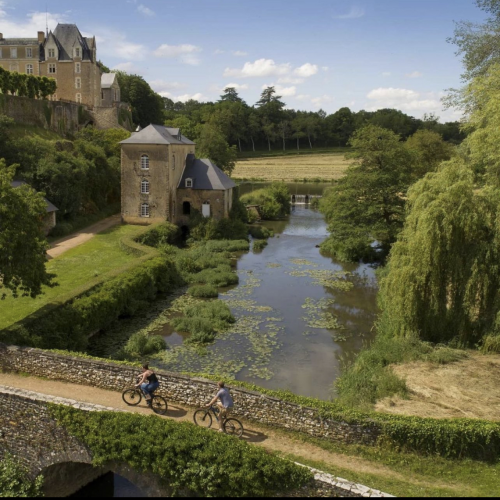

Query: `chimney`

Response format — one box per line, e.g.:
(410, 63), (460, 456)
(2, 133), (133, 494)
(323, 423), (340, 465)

(37, 31), (45, 44)
(0, 34), (3, 40)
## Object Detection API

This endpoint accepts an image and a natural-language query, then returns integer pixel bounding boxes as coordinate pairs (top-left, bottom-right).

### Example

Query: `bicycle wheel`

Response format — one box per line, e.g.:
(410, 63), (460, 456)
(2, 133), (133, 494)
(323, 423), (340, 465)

(193, 409), (213, 429)
(224, 418), (243, 438)
(122, 389), (141, 406)
(150, 395), (168, 415)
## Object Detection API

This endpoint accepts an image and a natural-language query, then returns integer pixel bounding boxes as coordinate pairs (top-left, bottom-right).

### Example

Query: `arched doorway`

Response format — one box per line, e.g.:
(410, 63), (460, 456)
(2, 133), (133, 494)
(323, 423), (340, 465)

(182, 201), (191, 215)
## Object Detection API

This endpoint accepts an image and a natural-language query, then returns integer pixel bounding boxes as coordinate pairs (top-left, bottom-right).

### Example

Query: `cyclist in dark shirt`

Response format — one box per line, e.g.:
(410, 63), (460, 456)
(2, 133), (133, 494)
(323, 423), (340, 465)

(135, 364), (159, 407)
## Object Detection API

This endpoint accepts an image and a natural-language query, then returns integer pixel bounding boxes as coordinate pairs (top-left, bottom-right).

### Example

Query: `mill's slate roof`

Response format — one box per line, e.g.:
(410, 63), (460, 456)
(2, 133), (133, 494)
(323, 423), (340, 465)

(178, 154), (236, 191)
(120, 124), (195, 146)
(51, 24), (92, 61)
(11, 181), (58, 213)
(101, 73), (118, 88)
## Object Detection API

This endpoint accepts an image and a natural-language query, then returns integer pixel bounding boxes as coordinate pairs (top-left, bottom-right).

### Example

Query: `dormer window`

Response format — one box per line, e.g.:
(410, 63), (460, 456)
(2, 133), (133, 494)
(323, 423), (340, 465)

(185, 178), (193, 188)
(141, 155), (149, 170)
(48, 48), (55, 58)
(75, 47), (81, 58)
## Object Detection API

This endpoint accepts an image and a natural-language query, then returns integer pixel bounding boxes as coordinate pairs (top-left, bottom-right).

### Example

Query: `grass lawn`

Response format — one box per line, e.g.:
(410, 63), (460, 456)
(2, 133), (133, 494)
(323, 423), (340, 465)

(0, 224), (144, 330)
(232, 152), (351, 182)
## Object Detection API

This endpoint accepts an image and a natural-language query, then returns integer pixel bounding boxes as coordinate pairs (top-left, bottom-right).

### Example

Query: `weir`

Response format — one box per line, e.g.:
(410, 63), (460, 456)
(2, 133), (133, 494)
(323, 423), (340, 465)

(290, 194), (321, 204)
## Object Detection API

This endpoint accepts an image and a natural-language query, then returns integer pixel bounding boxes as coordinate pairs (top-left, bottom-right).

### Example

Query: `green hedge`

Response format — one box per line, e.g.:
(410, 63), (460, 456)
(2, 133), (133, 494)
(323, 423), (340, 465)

(1, 256), (182, 351)
(50, 406), (312, 497)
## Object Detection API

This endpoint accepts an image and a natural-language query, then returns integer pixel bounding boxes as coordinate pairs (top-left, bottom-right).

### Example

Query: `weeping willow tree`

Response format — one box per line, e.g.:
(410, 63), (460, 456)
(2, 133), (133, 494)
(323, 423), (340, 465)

(378, 159), (500, 345)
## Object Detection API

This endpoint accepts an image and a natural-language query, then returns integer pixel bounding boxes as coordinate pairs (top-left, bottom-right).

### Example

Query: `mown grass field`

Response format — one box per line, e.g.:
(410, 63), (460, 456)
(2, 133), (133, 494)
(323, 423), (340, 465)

(0, 224), (144, 330)
(232, 152), (351, 181)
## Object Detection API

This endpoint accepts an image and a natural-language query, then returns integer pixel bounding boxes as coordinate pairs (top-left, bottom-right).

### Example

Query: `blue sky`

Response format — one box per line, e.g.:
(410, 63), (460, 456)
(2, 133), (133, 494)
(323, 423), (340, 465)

(1, 0), (488, 121)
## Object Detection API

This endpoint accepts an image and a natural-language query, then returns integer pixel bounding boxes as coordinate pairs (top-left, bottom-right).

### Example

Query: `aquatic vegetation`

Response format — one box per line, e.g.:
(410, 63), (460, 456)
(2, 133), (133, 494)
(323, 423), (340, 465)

(188, 284), (219, 298)
(288, 268), (354, 290)
(266, 263), (282, 268)
(301, 297), (346, 334)
(289, 258), (318, 266)
(253, 239), (268, 251)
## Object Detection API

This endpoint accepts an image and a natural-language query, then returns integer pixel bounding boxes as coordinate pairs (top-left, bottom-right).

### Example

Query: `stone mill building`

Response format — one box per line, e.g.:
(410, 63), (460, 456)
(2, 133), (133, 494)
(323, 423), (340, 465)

(120, 124), (235, 225)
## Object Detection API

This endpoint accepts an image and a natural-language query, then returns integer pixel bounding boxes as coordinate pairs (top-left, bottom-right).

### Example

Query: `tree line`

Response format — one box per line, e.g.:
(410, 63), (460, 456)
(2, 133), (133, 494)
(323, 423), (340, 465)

(0, 67), (57, 99)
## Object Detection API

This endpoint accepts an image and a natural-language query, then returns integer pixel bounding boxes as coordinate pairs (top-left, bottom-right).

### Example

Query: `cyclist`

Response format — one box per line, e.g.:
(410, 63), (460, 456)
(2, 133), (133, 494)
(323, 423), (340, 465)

(206, 381), (234, 432)
(135, 363), (159, 407)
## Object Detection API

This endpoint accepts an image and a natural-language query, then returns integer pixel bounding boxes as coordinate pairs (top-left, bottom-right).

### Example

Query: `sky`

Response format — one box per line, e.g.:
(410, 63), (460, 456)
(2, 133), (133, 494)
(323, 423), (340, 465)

(0, 0), (489, 122)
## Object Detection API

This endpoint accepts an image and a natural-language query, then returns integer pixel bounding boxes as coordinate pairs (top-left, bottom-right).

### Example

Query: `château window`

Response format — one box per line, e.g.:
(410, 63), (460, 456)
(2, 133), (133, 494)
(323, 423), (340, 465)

(141, 203), (150, 217)
(172, 155), (175, 170)
(76, 93), (81, 103)
(75, 62), (81, 73)
(141, 179), (149, 194)
(48, 48), (55, 58)
(75, 77), (81, 89)
(185, 178), (193, 188)
(75, 47), (81, 58)
(141, 155), (149, 170)
(10, 48), (17, 58)
(48, 63), (56, 74)
(26, 64), (33, 75)
(0, 49), (3, 59)
(26, 48), (32, 58)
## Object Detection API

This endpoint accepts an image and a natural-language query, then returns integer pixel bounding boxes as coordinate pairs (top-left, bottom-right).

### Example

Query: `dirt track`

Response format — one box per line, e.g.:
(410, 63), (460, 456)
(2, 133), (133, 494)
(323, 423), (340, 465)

(47, 214), (121, 259)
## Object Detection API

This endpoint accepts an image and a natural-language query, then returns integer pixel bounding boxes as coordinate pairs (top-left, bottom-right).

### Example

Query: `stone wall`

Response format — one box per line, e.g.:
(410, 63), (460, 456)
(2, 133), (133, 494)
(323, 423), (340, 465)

(0, 93), (87, 135)
(0, 344), (379, 445)
(0, 385), (393, 497)
(90, 104), (133, 131)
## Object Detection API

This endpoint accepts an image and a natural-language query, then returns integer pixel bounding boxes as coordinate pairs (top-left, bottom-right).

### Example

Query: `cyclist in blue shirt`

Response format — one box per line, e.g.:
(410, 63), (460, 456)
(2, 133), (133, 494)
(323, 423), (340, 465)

(206, 381), (234, 432)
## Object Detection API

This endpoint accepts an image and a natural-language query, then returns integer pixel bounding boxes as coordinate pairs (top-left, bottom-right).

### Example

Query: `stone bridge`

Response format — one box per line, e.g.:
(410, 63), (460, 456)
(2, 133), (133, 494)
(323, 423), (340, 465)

(0, 344), (393, 497)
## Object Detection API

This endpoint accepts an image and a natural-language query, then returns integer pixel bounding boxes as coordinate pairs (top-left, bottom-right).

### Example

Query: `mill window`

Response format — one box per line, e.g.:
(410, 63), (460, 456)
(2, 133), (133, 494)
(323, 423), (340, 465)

(185, 178), (193, 188)
(141, 204), (150, 217)
(141, 179), (150, 194)
(141, 155), (149, 170)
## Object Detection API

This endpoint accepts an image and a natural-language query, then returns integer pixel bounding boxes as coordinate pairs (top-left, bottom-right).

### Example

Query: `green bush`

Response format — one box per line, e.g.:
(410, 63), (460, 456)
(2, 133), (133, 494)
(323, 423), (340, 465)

(0, 453), (44, 497)
(119, 332), (167, 360)
(480, 335), (500, 353)
(171, 300), (235, 344)
(135, 222), (180, 247)
(48, 221), (73, 238)
(188, 266), (239, 287)
(240, 183), (291, 220)
(248, 225), (274, 239)
(253, 239), (268, 251)
(188, 284), (219, 298)
(50, 406), (313, 497)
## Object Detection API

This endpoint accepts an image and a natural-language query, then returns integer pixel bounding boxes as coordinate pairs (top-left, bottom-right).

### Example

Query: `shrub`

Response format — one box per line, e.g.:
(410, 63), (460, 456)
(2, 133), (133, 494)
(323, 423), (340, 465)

(480, 334), (500, 353)
(119, 332), (167, 360)
(51, 406), (313, 497)
(253, 239), (268, 251)
(248, 225), (273, 239)
(0, 453), (44, 497)
(135, 222), (180, 247)
(188, 284), (219, 298)
(240, 183), (290, 220)
(188, 266), (239, 287)
(49, 222), (74, 238)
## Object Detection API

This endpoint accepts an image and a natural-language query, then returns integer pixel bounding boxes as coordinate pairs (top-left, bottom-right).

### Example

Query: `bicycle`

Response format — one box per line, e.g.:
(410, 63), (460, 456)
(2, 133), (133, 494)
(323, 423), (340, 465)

(193, 405), (244, 437)
(121, 376), (168, 416)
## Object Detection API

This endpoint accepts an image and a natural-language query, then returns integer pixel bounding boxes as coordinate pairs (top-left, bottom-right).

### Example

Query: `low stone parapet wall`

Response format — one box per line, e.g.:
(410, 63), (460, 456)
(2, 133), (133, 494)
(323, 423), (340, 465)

(0, 343), (379, 446)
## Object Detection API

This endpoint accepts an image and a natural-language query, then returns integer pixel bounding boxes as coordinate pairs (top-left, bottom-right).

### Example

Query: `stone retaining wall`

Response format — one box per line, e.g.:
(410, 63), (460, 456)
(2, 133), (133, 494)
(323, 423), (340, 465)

(0, 385), (393, 497)
(0, 343), (380, 446)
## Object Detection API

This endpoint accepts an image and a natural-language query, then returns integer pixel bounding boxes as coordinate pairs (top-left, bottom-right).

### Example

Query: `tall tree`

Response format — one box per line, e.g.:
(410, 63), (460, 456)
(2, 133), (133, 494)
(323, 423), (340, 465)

(255, 87), (285, 151)
(197, 123), (238, 175)
(218, 87), (245, 103)
(320, 125), (417, 261)
(0, 162), (54, 298)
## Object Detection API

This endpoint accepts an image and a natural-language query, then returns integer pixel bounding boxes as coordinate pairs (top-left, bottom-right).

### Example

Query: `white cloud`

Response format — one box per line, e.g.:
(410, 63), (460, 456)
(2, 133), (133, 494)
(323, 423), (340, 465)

(91, 28), (146, 60)
(223, 83), (249, 91)
(277, 76), (304, 84)
(332, 7), (365, 19)
(0, 9), (65, 38)
(137, 4), (155, 16)
(176, 92), (208, 102)
(294, 63), (318, 77)
(232, 50), (248, 57)
(405, 71), (423, 78)
(366, 87), (444, 115)
(150, 79), (187, 93)
(311, 95), (333, 108)
(112, 62), (143, 73)
(262, 83), (296, 97)
(224, 58), (292, 78)
(154, 44), (202, 65)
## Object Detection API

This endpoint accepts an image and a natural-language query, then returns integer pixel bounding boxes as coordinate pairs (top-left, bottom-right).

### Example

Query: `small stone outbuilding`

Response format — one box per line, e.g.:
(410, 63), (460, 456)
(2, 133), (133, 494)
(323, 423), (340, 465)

(11, 181), (58, 235)
(120, 124), (235, 226)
